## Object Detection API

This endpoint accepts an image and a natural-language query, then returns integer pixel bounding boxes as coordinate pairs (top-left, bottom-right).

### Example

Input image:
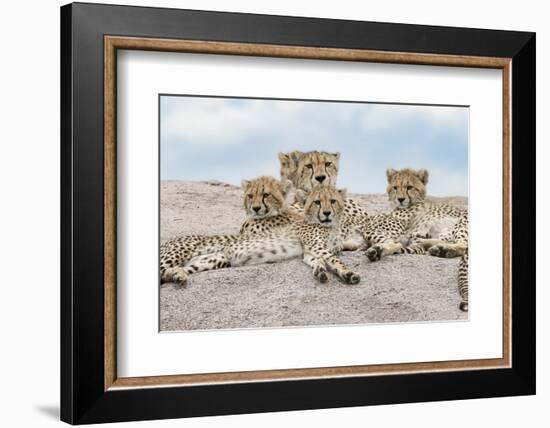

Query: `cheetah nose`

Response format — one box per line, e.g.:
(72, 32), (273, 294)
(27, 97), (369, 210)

(397, 197), (405, 203)
(252, 206), (261, 213)
(315, 175), (326, 183)
(323, 210), (331, 217)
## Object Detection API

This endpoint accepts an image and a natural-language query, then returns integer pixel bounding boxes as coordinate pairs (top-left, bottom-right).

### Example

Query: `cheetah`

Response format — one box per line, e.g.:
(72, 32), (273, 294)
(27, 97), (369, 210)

(365, 168), (469, 311)
(384, 168), (468, 259)
(160, 179), (360, 286)
(294, 185), (361, 284)
(160, 176), (300, 285)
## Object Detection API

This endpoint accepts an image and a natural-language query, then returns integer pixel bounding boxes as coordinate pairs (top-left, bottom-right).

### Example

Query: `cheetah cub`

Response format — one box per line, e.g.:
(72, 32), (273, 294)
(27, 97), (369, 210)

(366, 168), (469, 311)
(294, 185), (360, 284)
(385, 168), (468, 257)
(160, 176), (299, 286)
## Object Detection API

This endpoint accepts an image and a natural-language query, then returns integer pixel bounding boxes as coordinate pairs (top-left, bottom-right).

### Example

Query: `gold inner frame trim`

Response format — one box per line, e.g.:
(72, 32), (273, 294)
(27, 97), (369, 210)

(104, 35), (512, 391)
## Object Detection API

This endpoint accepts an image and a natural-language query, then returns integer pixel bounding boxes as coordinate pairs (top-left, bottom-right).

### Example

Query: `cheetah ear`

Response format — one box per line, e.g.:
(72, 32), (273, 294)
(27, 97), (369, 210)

(331, 152), (341, 161)
(241, 179), (250, 189)
(337, 188), (347, 199)
(416, 169), (429, 185)
(278, 152), (290, 164)
(386, 168), (397, 182)
(289, 151), (303, 164)
(295, 189), (308, 205)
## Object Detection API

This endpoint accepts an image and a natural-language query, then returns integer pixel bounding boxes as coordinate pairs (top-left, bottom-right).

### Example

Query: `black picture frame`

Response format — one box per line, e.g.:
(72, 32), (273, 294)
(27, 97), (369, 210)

(61, 2), (535, 424)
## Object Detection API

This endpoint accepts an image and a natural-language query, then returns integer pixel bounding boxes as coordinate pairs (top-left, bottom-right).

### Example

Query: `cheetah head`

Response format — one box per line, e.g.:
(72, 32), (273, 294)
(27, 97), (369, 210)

(241, 176), (293, 219)
(292, 151), (340, 192)
(386, 168), (429, 209)
(297, 185), (347, 227)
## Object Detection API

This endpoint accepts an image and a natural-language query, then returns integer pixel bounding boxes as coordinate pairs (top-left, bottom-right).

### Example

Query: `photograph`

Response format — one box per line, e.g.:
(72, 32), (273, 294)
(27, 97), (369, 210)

(159, 95), (470, 331)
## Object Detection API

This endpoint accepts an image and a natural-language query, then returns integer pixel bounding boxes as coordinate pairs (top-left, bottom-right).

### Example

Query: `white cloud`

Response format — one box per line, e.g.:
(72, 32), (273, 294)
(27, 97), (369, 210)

(162, 98), (267, 145)
(360, 104), (468, 134)
(427, 167), (469, 196)
(161, 97), (359, 147)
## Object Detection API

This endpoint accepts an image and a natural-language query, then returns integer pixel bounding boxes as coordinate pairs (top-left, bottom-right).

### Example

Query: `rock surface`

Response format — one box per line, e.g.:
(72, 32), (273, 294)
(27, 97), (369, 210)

(160, 180), (468, 331)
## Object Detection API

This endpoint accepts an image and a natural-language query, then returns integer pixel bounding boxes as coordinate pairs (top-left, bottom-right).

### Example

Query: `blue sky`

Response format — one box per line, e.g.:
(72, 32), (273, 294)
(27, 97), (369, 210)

(160, 95), (469, 196)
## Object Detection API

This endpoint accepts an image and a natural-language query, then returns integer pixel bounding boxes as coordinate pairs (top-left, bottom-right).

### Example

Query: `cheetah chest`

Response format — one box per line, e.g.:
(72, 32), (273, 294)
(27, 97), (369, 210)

(324, 230), (346, 254)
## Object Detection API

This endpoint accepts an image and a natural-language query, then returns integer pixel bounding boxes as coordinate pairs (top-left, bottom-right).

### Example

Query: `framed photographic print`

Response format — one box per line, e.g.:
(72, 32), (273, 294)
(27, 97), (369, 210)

(60, 2), (536, 424)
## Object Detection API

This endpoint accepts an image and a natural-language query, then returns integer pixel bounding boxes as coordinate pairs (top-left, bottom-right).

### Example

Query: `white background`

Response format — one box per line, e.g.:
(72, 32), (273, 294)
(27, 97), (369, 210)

(0, 0), (546, 427)
(118, 51), (503, 377)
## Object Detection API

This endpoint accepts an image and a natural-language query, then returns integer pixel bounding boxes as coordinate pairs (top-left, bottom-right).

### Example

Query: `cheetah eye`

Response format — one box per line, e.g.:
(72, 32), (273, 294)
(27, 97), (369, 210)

(247, 194), (253, 199)
(407, 185), (413, 190)
(314, 200), (321, 205)
(330, 199), (336, 204)
(393, 186), (398, 190)
(263, 192), (270, 198)
(325, 162), (332, 167)
(306, 164), (313, 169)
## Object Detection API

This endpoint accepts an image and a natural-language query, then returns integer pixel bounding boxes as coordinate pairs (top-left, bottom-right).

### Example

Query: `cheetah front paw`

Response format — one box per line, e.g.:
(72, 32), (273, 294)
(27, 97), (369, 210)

(314, 266), (329, 283)
(366, 245), (383, 262)
(166, 267), (188, 286)
(342, 271), (361, 284)
(429, 244), (459, 258)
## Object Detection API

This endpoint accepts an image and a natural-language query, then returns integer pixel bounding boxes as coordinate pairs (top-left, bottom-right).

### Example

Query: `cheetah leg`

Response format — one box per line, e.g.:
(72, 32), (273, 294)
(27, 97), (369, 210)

(183, 252), (231, 274)
(160, 247), (197, 284)
(160, 266), (189, 286)
(302, 253), (329, 283)
(458, 253), (469, 311)
(416, 238), (469, 310)
(324, 254), (361, 284)
(392, 235), (427, 255)
(399, 242), (427, 255)
(426, 241), (468, 258)
(159, 235), (234, 284)
(160, 243), (199, 285)
(365, 238), (404, 262)
(416, 238), (446, 249)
